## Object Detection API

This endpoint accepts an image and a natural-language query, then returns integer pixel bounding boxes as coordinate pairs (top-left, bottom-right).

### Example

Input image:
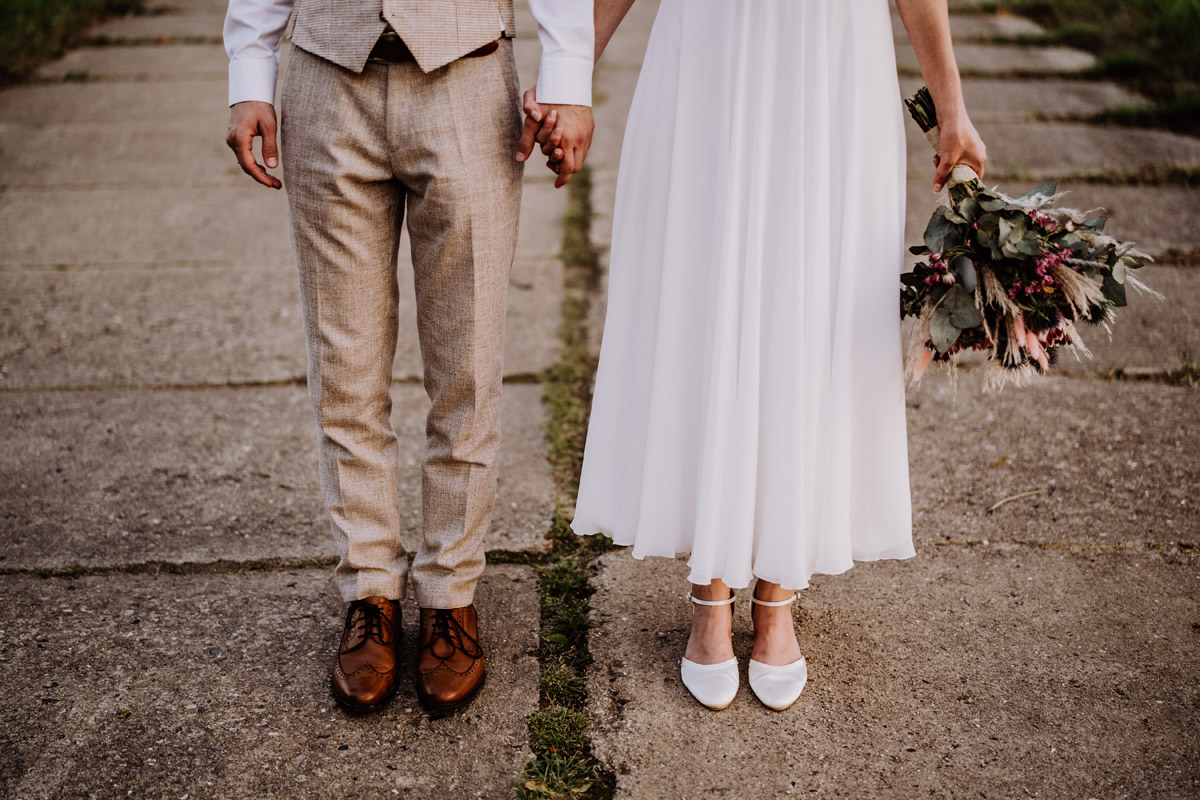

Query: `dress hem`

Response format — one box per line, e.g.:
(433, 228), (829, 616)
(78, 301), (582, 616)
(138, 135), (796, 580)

(571, 522), (916, 592)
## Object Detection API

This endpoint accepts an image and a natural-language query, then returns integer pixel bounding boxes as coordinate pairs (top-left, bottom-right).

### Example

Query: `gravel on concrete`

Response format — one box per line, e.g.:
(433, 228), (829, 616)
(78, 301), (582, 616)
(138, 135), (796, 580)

(586, 547), (1199, 799)
(0, 384), (554, 570)
(905, 370), (1198, 550)
(0, 564), (539, 799)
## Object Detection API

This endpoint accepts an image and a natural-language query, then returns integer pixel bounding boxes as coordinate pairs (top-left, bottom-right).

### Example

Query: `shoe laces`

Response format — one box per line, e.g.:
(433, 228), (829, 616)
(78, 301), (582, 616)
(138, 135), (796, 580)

(428, 609), (482, 660)
(341, 599), (393, 653)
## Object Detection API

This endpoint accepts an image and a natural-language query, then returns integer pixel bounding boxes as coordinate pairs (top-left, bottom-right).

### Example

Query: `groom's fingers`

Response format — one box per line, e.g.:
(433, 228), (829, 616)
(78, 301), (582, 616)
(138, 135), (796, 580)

(541, 128), (564, 158)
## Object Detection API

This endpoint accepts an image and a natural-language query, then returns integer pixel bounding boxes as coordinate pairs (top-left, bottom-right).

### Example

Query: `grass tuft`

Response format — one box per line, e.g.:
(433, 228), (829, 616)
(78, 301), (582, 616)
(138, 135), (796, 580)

(995, 0), (1200, 135)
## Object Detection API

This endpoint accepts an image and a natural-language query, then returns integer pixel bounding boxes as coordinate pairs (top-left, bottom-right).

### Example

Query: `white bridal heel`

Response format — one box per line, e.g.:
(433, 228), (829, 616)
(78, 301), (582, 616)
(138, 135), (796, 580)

(748, 593), (807, 711)
(680, 591), (739, 710)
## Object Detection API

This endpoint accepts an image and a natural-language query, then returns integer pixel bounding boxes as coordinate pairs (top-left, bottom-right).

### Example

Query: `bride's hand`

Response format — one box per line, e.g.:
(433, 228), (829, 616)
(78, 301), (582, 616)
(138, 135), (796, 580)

(931, 111), (987, 192)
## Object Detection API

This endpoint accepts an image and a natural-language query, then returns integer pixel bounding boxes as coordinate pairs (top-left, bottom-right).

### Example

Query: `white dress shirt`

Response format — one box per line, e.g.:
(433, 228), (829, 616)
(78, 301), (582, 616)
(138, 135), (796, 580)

(224, 1), (593, 107)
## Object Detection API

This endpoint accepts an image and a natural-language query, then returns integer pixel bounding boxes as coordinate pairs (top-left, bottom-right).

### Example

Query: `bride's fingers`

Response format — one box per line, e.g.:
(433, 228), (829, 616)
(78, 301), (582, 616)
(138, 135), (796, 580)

(534, 111), (558, 147)
(541, 128), (563, 157)
(933, 154), (955, 192)
(555, 147), (578, 188)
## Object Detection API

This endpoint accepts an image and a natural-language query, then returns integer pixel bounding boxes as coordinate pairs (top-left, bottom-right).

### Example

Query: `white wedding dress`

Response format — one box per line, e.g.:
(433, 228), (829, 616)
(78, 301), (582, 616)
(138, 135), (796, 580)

(572, 0), (916, 589)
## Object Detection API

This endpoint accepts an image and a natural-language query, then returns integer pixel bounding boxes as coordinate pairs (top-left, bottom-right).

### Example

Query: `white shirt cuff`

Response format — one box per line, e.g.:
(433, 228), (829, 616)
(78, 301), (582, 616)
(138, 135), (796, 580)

(229, 56), (280, 106)
(535, 56), (593, 107)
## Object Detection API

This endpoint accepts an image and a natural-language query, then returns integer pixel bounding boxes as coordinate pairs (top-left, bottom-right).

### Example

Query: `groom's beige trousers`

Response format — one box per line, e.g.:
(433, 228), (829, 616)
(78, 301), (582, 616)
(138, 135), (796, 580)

(279, 41), (523, 608)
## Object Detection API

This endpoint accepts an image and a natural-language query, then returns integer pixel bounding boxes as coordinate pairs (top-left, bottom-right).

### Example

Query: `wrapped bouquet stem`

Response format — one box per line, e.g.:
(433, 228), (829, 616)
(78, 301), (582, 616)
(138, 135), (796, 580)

(900, 87), (1160, 391)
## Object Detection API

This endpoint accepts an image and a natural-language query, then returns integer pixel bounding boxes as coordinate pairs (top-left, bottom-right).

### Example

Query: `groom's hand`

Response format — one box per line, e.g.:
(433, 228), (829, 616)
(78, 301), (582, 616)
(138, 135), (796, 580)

(226, 100), (282, 190)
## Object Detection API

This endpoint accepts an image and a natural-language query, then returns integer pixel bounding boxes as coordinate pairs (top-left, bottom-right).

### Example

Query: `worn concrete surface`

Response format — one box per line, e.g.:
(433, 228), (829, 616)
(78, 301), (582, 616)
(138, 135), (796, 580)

(0, 565), (539, 799)
(36, 43), (233, 81)
(587, 548), (1199, 799)
(899, 76), (1148, 121)
(0, 383), (554, 570)
(0, 185), (292, 267)
(89, 11), (225, 41)
(0, 80), (227, 125)
(893, 11), (1047, 40)
(0, 249), (559, 389)
(0, 122), (246, 187)
(908, 121), (1200, 180)
(895, 42), (1097, 75)
(1065, 264), (1200, 372)
(905, 371), (1198, 550)
(3, 0), (1199, 796)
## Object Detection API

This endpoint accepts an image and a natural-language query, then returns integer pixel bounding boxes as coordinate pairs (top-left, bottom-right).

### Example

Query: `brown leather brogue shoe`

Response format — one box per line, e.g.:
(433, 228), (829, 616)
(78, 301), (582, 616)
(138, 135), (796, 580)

(415, 605), (486, 712)
(331, 596), (400, 712)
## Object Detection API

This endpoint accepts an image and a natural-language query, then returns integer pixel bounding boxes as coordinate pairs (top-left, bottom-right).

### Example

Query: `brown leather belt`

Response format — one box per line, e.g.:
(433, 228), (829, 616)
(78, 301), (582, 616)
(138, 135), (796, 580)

(367, 32), (500, 65)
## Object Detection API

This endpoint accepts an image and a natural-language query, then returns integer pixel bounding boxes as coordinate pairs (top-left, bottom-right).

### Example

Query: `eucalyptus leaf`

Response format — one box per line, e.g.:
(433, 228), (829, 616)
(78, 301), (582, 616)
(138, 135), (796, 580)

(923, 207), (958, 252)
(1101, 272), (1127, 306)
(942, 283), (984, 328)
(956, 197), (983, 223)
(951, 255), (977, 292)
(929, 305), (961, 353)
(1017, 234), (1043, 256)
(980, 196), (1009, 212)
(1015, 181), (1058, 203)
(1083, 216), (1109, 231)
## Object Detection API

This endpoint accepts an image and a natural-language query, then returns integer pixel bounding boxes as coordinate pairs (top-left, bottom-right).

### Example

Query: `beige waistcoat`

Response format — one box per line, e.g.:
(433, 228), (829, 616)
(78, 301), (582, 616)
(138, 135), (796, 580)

(291, 0), (517, 75)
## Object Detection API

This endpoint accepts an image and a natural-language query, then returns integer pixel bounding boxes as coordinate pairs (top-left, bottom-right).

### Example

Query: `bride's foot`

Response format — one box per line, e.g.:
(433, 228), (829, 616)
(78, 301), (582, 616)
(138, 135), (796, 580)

(683, 580), (735, 665)
(680, 580), (738, 710)
(748, 580), (806, 711)
(749, 581), (802, 666)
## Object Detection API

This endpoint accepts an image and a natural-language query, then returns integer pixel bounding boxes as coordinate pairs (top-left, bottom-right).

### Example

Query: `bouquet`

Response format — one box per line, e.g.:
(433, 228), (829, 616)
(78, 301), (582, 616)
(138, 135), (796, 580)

(900, 86), (1158, 391)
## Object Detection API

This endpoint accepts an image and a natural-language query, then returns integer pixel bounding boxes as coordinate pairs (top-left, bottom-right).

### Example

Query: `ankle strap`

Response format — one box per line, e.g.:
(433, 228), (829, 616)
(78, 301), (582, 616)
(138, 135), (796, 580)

(686, 591), (736, 607)
(750, 593), (797, 607)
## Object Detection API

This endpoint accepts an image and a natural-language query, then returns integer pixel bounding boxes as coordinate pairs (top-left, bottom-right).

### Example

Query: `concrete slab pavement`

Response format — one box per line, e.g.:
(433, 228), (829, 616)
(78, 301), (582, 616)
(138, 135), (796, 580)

(0, 245), (560, 389)
(893, 11), (1047, 41)
(0, 384), (554, 571)
(586, 547), (1199, 799)
(895, 42), (1098, 75)
(907, 120), (1200, 180)
(0, 565), (539, 799)
(36, 43), (233, 82)
(898, 76), (1148, 122)
(905, 371), (1198, 550)
(88, 12), (225, 42)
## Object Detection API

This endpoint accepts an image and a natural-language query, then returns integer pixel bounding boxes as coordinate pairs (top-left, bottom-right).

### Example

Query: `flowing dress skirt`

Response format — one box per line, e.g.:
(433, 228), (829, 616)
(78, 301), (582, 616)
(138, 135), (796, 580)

(571, 0), (916, 589)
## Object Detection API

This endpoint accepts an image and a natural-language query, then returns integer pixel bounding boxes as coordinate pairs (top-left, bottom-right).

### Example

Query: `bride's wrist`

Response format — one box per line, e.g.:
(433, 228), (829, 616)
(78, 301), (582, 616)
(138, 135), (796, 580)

(934, 100), (970, 129)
